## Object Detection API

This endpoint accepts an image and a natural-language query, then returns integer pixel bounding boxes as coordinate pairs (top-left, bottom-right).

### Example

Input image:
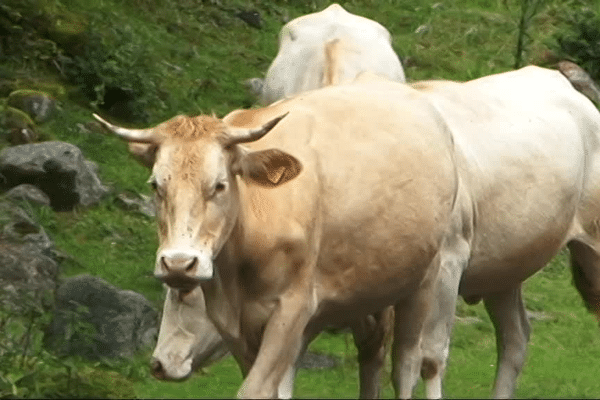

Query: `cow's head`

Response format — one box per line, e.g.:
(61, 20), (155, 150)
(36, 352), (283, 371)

(94, 112), (301, 289)
(151, 287), (228, 380)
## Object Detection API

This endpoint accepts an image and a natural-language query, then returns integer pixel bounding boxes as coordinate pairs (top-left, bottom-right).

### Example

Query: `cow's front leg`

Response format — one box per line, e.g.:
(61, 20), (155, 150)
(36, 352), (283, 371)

(237, 289), (314, 399)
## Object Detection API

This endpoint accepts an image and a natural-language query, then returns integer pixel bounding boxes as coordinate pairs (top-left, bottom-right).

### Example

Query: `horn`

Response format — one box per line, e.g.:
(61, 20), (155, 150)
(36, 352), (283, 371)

(93, 113), (160, 143)
(225, 112), (289, 146)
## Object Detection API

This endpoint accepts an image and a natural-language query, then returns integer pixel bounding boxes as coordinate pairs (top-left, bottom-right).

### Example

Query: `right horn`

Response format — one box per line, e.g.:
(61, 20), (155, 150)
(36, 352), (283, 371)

(93, 113), (161, 143)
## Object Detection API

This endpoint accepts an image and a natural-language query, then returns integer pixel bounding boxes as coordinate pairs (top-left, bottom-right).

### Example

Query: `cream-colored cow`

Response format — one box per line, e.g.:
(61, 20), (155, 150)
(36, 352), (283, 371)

(248, 3), (405, 105)
(153, 3), (404, 393)
(96, 65), (600, 398)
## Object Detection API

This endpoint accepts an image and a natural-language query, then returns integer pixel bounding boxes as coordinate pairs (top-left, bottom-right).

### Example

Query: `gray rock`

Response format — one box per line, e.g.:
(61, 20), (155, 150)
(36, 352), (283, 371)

(236, 9), (262, 29)
(115, 192), (155, 217)
(5, 183), (51, 206)
(0, 200), (58, 312)
(45, 274), (159, 360)
(0, 141), (109, 210)
(526, 310), (554, 322)
(297, 351), (340, 370)
(455, 315), (482, 325)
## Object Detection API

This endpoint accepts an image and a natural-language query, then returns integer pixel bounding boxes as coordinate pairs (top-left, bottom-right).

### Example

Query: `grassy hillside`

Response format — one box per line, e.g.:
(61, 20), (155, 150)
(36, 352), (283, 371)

(1, 0), (600, 398)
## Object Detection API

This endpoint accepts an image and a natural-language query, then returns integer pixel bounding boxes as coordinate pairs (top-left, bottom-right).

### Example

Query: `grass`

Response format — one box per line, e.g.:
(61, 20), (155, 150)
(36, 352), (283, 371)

(2, 0), (600, 397)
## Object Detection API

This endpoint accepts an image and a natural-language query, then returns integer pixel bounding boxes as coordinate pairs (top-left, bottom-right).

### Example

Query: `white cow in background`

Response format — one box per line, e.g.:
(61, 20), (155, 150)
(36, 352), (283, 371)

(247, 3), (405, 105)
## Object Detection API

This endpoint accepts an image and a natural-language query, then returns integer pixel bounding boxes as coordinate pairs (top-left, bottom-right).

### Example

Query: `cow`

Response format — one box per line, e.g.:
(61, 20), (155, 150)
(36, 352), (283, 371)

(246, 3), (405, 105)
(153, 3), (405, 393)
(95, 65), (600, 398)
(151, 286), (229, 380)
(151, 283), (393, 397)
(94, 77), (459, 398)
(395, 65), (600, 399)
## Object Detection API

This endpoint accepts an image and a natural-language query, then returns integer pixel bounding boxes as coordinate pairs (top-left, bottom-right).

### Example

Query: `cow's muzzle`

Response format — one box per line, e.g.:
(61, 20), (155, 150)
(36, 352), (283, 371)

(155, 250), (213, 289)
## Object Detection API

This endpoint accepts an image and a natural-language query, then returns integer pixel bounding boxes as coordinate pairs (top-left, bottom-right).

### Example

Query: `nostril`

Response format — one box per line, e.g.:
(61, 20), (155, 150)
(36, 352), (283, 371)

(151, 359), (165, 379)
(161, 256), (169, 271)
(185, 257), (198, 272)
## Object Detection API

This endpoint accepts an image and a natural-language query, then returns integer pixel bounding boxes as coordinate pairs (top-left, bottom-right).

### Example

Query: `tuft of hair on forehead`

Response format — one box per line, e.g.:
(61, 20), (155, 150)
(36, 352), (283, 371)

(162, 114), (225, 140)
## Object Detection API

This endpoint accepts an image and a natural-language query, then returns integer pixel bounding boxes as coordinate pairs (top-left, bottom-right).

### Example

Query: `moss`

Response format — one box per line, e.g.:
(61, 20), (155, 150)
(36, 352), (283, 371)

(2, 106), (35, 128)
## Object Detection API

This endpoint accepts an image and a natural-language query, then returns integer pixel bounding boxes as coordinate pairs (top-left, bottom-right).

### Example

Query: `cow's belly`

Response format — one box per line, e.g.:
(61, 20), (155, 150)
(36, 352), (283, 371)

(458, 194), (578, 296)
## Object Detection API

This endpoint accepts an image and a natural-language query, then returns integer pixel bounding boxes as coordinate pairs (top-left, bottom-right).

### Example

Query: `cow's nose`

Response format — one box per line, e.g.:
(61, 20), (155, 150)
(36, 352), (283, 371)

(155, 250), (213, 288)
(151, 358), (165, 380)
(161, 255), (198, 274)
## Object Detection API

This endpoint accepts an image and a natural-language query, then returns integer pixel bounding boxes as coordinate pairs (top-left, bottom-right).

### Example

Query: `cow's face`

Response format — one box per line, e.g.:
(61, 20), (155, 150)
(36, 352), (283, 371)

(151, 287), (228, 380)
(94, 112), (301, 289)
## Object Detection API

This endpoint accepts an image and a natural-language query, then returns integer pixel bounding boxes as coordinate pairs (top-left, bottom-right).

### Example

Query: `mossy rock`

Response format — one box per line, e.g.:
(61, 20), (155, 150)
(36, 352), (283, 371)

(1, 106), (35, 129)
(8, 89), (56, 123)
(0, 106), (38, 144)
(14, 80), (67, 100)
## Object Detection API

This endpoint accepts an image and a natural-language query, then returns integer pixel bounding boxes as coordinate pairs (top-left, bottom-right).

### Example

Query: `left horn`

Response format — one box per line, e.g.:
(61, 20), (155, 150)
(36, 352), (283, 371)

(225, 112), (289, 145)
(93, 113), (160, 143)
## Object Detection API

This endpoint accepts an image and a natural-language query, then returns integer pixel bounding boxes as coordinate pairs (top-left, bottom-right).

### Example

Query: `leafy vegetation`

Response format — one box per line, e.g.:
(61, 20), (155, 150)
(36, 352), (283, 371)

(1, 0), (599, 398)
(552, 5), (600, 81)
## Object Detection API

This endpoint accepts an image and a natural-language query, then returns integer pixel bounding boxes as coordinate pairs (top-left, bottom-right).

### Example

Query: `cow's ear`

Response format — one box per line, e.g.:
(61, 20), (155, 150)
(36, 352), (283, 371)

(128, 142), (157, 168)
(233, 148), (302, 187)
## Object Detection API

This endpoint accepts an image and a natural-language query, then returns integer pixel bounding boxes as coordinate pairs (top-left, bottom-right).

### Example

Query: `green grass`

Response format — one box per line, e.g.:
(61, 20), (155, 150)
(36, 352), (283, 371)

(2, 0), (600, 397)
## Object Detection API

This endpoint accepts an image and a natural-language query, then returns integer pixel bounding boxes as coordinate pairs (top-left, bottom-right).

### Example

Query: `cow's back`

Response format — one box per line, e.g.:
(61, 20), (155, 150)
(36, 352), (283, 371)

(261, 4), (405, 104)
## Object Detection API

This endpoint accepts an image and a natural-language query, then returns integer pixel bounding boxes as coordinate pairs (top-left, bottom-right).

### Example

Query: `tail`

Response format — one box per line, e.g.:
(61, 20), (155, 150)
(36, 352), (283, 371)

(322, 38), (343, 87)
(558, 60), (600, 105)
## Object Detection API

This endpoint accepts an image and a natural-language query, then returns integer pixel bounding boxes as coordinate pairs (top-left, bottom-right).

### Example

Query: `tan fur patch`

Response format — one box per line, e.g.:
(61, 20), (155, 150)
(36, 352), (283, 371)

(225, 108), (264, 128)
(323, 38), (342, 86)
(163, 115), (224, 140)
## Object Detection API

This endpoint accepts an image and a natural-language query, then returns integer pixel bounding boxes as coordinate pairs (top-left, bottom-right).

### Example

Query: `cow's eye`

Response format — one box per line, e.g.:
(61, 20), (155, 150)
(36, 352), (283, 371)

(149, 180), (158, 191)
(215, 182), (227, 193)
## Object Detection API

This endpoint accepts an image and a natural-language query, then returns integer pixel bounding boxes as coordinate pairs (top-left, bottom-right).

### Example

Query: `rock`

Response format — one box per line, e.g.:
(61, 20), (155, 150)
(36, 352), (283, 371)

(5, 183), (51, 206)
(0, 199), (58, 312)
(0, 141), (109, 211)
(44, 274), (159, 360)
(1, 106), (37, 144)
(1, 106), (35, 127)
(236, 10), (262, 29)
(9, 126), (38, 145)
(7, 89), (56, 123)
(297, 351), (340, 370)
(243, 77), (264, 99)
(526, 310), (554, 322)
(455, 315), (482, 325)
(415, 24), (430, 35)
(115, 192), (155, 217)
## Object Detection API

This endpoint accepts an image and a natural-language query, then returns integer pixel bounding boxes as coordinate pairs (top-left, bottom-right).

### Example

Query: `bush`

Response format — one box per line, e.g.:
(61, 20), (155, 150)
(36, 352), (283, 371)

(552, 7), (600, 81)
(58, 20), (164, 123)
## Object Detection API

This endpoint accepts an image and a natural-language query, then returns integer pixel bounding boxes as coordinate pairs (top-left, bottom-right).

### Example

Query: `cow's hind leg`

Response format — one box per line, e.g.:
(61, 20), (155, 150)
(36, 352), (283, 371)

(568, 240), (600, 323)
(351, 307), (394, 399)
(419, 263), (463, 399)
(483, 286), (530, 399)
(391, 254), (444, 399)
